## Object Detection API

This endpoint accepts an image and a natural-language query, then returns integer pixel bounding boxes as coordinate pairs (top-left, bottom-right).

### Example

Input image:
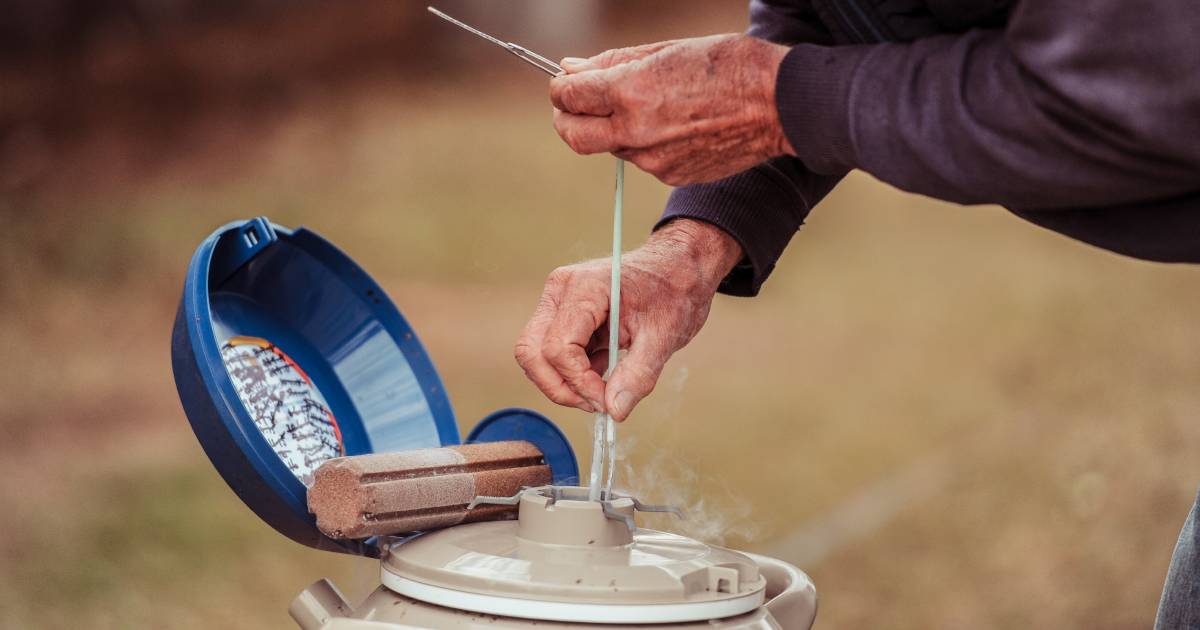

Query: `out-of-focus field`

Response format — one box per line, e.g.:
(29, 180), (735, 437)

(2, 3), (1198, 629)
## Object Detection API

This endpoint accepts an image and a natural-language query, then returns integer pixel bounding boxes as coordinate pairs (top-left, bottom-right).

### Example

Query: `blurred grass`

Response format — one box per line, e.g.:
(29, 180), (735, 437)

(2, 12), (1200, 629)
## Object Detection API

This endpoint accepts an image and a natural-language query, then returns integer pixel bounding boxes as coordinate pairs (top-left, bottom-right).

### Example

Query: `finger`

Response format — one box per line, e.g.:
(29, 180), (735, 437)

(619, 146), (700, 185)
(559, 57), (593, 73)
(549, 71), (616, 115)
(586, 324), (610, 375)
(553, 110), (620, 154)
(604, 333), (672, 422)
(585, 40), (678, 69)
(542, 290), (610, 411)
(588, 349), (610, 376)
(586, 318), (633, 375)
(516, 324), (592, 411)
(619, 147), (669, 179)
(514, 278), (594, 412)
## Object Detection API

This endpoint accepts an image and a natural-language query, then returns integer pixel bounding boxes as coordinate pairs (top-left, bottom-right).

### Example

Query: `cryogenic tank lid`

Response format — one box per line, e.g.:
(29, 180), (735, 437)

(380, 488), (767, 624)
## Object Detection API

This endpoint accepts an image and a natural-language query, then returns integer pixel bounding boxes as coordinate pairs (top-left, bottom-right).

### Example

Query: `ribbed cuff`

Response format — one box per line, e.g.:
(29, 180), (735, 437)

(776, 43), (870, 174)
(655, 159), (829, 297)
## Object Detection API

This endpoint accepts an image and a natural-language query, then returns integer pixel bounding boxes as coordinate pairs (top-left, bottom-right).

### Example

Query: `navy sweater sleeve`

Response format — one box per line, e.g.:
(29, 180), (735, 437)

(656, 0), (844, 297)
(775, 0), (1200, 209)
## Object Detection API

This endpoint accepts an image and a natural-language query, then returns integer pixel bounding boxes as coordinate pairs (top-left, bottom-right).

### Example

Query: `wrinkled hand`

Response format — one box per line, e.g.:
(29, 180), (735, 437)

(549, 34), (792, 186)
(514, 219), (742, 421)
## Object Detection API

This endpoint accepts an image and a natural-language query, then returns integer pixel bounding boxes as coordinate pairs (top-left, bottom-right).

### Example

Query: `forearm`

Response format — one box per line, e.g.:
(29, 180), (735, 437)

(658, 158), (839, 296)
(1013, 192), (1200, 264)
(775, 1), (1200, 207)
(651, 0), (842, 298)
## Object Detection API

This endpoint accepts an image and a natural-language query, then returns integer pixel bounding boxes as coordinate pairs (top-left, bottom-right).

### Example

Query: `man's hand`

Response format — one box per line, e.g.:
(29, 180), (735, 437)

(549, 34), (792, 186)
(514, 219), (742, 422)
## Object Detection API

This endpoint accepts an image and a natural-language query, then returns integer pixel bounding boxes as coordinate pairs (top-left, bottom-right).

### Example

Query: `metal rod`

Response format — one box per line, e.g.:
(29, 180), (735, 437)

(508, 44), (564, 76)
(428, 6), (563, 76)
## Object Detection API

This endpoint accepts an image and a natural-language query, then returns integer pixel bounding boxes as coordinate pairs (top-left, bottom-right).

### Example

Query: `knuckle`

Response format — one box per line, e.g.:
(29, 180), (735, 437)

(560, 127), (583, 153)
(546, 266), (573, 287)
(549, 82), (565, 109)
(541, 339), (562, 361)
(596, 50), (617, 68)
(608, 80), (631, 107)
(599, 47), (632, 67)
(633, 152), (664, 174)
(544, 388), (574, 406)
(542, 338), (570, 366)
(513, 340), (537, 366)
(554, 122), (587, 154)
(558, 81), (578, 110)
(547, 347), (588, 377)
(619, 82), (646, 109)
(624, 117), (653, 147)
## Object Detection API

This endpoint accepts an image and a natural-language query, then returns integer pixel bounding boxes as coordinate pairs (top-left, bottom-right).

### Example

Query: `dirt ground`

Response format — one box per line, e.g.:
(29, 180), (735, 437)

(2, 3), (1198, 629)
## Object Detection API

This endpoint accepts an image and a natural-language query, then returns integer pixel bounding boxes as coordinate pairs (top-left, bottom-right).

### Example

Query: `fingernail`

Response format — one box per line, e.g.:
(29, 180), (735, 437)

(612, 391), (634, 419)
(589, 399), (605, 413)
(561, 57), (589, 69)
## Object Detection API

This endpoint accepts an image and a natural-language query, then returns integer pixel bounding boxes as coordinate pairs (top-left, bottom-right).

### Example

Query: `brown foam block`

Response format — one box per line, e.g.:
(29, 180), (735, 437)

(307, 441), (551, 539)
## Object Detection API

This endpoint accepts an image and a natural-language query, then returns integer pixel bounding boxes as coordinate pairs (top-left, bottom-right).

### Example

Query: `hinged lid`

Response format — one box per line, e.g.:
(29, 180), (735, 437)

(171, 218), (576, 557)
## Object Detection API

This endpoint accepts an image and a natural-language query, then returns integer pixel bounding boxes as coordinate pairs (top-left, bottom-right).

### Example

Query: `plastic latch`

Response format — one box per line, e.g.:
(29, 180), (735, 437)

(209, 217), (278, 286)
(708, 566), (741, 594)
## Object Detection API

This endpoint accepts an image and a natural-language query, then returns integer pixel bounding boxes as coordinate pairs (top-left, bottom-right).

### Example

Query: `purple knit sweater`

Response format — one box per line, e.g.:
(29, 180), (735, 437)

(659, 0), (1200, 296)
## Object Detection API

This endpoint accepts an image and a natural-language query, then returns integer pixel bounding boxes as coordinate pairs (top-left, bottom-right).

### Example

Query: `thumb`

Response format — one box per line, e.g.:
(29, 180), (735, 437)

(559, 57), (596, 73)
(604, 335), (671, 422)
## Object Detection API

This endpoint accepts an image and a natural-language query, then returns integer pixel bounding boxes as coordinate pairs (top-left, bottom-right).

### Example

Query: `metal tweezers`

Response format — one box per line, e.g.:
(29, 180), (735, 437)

(428, 6), (563, 77)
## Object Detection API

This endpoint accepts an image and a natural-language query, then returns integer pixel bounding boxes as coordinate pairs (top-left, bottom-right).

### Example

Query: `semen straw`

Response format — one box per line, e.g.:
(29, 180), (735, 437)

(589, 158), (624, 502)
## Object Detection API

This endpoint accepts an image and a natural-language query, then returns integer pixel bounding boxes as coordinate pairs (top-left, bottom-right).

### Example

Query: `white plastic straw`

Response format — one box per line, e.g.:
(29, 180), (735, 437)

(589, 158), (624, 502)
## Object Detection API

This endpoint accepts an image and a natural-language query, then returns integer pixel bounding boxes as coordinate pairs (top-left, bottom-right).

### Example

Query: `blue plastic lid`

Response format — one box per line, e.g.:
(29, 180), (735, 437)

(171, 218), (576, 556)
(468, 408), (578, 487)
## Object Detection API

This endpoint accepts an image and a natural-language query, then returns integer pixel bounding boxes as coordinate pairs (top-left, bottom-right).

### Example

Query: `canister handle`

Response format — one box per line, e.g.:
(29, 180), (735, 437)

(290, 579), (351, 630)
(742, 552), (819, 630)
(290, 580), (424, 629)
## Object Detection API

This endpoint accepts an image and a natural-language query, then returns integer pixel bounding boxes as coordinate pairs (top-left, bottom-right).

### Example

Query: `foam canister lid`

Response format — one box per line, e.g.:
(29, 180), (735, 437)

(171, 218), (576, 556)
